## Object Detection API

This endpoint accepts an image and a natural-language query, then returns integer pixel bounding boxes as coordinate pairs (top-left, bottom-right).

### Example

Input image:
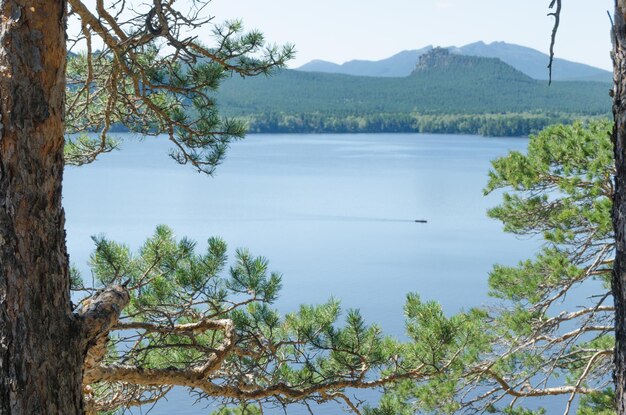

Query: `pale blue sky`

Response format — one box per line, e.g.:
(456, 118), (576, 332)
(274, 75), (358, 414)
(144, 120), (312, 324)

(210, 0), (614, 70)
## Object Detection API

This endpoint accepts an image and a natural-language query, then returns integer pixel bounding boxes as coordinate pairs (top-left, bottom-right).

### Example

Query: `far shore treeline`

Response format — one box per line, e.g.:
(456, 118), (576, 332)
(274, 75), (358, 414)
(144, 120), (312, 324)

(238, 111), (596, 137)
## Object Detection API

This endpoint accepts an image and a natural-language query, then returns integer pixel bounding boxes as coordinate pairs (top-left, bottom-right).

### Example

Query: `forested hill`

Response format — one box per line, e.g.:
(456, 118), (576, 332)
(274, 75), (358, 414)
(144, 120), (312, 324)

(216, 49), (611, 136)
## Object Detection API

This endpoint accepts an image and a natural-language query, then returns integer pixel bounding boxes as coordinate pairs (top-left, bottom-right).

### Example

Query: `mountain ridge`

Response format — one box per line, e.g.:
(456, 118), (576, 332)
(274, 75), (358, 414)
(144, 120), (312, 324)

(296, 41), (611, 82)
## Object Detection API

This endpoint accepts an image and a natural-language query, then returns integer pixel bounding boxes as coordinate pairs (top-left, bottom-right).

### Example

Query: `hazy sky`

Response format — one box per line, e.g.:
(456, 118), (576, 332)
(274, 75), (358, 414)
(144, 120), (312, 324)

(209, 0), (614, 70)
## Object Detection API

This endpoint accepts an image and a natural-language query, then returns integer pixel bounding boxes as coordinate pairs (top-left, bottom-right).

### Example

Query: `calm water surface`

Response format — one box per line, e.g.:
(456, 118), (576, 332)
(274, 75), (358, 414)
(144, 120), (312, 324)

(64, 133), (536, 414)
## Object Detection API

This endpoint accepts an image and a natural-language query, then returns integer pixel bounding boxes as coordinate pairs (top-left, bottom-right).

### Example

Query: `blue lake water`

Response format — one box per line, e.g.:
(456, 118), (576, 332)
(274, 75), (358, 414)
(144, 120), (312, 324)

(64, 133), (538, 414)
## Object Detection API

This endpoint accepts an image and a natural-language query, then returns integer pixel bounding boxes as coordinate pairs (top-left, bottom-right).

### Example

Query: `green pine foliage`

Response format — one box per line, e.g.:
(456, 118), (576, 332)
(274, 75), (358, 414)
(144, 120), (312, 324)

(578, 389), (616, 415)
(79, 224), (495, 413)
(64, 16), (293, 173)
(65, 47), (246, 174)
(212, 406), (261, 415)
(359, 120), (616, 414)
(475, 120), (615, 413)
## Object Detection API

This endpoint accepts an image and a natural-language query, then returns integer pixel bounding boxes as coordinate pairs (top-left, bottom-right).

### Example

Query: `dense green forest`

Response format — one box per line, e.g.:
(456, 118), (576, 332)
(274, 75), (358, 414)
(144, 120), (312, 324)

(216, 49), (611, 136)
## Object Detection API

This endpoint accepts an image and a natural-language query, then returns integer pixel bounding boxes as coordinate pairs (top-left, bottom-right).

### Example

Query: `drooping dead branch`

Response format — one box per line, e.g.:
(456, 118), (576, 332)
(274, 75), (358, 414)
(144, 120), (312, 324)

(547, 0), (562, 84)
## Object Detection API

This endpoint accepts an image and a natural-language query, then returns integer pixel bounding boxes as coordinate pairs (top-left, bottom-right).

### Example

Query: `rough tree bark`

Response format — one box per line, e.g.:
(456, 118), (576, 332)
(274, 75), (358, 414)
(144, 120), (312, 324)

(0, 0), (83, 413)
(614, 2), (626, 414)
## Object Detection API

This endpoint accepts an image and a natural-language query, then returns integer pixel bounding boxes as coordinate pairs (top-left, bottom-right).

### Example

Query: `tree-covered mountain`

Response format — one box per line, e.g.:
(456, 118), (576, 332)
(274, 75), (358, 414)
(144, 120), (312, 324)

(296, 41), (611, 82)
(217, 48), (610, 136)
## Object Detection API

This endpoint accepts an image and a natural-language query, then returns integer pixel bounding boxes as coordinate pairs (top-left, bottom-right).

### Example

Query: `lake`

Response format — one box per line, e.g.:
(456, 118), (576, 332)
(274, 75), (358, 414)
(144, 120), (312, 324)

(64, 132), (537, 414)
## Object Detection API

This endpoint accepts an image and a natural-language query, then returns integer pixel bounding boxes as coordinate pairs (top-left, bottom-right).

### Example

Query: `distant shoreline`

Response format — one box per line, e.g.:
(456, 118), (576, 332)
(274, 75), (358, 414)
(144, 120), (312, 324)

(240, 112), (608, 138)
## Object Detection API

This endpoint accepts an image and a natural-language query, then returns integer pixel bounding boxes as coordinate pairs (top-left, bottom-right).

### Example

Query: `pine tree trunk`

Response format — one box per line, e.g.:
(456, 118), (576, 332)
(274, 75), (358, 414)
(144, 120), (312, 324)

(614, 2), (626, 414)
(0, 0), (83, 413)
